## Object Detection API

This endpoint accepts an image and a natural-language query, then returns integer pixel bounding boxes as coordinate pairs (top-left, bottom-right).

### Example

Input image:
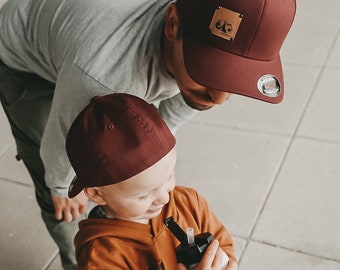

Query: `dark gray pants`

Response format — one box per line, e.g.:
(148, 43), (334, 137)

(0, 60), (84, 270)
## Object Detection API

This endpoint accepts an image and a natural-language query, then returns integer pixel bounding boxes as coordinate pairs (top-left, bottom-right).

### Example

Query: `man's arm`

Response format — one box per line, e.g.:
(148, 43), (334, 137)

(40, 63), (111, 220)
(158, 93), (197, 134)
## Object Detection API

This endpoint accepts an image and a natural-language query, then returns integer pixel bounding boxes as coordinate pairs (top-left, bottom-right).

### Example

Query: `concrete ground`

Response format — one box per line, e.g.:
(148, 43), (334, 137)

(1, 0), (339, 269)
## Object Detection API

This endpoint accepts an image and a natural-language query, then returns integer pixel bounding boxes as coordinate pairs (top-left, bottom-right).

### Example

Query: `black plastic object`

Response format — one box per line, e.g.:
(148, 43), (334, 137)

(163, 216), (214, 266)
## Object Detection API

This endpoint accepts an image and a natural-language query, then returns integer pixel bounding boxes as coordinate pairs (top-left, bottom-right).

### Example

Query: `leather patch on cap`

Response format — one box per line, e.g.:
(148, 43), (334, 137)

(209, 6), (243, 41)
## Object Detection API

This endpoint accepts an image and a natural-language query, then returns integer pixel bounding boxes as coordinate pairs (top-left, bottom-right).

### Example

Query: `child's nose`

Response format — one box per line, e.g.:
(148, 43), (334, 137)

(153, 187), (170, 206)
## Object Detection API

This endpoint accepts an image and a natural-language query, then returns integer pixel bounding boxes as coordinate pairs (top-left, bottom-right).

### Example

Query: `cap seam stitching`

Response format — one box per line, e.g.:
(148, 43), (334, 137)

(244, 0), (266, 56)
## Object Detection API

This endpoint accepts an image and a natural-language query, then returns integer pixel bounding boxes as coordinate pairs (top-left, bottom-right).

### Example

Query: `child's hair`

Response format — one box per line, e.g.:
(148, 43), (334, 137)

(66, 93), (176, 198)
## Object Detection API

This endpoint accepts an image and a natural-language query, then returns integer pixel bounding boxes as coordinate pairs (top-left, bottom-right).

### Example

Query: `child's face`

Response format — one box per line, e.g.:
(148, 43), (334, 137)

(96, 148), (176, 224)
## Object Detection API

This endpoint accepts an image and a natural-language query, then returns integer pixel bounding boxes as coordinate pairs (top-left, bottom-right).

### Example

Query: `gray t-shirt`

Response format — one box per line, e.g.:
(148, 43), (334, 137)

(0, 0), (196, 196)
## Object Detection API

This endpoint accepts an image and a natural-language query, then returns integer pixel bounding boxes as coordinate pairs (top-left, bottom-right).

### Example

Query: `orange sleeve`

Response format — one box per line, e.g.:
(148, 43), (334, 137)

(191, 189), (237, 265)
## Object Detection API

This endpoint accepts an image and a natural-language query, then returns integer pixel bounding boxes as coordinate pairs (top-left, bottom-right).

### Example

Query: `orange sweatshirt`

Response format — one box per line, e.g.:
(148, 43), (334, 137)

(75, 186), (236, 269)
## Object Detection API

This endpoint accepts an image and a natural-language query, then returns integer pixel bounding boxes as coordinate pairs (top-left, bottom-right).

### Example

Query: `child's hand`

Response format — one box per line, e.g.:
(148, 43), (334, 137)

(176, 239), (224, 270)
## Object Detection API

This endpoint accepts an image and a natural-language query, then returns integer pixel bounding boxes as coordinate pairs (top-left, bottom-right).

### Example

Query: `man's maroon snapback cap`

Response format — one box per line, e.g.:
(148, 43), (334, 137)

(176, 0), (297, 103)
(66, 93), (176, 198)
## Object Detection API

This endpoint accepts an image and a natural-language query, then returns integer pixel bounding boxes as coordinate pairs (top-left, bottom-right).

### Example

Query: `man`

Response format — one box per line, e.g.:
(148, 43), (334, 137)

(0, 0), (296, 268)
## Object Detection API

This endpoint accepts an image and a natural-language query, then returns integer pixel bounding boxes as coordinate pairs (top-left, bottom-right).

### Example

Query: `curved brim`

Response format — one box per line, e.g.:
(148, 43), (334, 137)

(68, 176), (85, 198)
(183, 36), (284, 104)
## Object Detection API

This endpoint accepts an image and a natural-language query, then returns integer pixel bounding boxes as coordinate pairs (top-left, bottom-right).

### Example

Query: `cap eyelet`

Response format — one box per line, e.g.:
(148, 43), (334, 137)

(257, 74), (281, 98)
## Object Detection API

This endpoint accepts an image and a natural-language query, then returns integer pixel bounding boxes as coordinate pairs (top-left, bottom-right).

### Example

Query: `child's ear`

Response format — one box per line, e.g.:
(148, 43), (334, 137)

(84, 187), (106, 205)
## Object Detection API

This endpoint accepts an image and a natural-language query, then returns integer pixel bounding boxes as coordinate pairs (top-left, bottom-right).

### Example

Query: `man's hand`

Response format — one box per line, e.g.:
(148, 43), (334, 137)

(51, 191), (88, 222)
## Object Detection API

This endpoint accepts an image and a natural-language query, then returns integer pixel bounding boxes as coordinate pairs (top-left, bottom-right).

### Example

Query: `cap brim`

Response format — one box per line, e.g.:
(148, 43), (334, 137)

(68, 176), (85, 198)
(183, 36), (284, 104)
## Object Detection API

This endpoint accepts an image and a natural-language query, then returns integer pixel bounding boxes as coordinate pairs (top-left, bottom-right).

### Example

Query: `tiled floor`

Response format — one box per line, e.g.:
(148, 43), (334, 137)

(1, 0), (339, 269)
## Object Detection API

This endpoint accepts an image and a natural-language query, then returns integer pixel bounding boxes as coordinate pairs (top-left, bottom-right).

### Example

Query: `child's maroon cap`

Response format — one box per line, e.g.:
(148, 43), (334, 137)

(66, 93), (176, 198)
(177, 0), (296, 103)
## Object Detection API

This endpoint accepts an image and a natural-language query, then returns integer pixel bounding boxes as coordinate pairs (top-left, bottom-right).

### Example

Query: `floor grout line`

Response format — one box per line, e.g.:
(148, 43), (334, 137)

(41, 249), (60, 270)
(233, 233), (340, 264)
(241, 22), (340, 266)
(0, 177), (33, 188)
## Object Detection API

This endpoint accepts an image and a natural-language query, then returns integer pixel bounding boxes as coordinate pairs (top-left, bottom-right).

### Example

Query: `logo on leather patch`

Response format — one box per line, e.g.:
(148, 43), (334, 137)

(209, 6), (243, 41)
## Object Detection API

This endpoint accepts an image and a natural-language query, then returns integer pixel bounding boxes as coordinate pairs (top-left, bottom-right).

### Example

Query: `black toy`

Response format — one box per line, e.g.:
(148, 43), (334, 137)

(163, 216), (214, 266)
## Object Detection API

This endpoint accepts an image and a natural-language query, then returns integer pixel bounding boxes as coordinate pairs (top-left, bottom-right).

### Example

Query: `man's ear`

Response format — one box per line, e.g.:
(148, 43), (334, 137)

(164, 3), (180, 41)
(84, 187), (106, 205)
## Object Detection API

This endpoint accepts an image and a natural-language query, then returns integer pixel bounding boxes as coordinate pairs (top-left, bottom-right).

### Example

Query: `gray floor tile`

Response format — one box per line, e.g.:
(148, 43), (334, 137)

(0, 145), (32, 185)
(175, 123), (290, 237)
(296, 0), (340, 19)
(281, 1), (340, 67)
(327, 32), (340, 68)
(233, 236), (247, 262)
(239, 241), (340, 270)
(252, 138), (340, 260)
(0, 180), (58, 270)
(191, 65), (320, 136)
(44, 255), (62, 270)
(298, 68), (340, 142)
(0, 106), (15, 155)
